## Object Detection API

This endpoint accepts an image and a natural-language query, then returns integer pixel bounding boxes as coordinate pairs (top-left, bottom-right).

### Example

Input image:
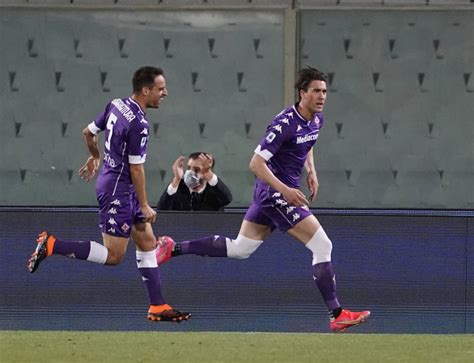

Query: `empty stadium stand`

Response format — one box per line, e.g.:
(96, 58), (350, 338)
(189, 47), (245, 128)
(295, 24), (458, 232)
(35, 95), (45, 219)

(0, 3), (472, 208)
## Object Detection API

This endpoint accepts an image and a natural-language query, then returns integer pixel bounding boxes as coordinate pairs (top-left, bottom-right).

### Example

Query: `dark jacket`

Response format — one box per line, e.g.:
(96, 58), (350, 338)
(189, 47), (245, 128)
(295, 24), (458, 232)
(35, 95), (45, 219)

(157, 178), (232, 211)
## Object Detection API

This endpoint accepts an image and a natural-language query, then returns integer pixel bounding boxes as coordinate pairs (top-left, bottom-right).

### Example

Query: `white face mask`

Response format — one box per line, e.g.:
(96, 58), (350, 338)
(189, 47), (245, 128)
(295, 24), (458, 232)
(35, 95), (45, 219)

(183, 170), (202, 189)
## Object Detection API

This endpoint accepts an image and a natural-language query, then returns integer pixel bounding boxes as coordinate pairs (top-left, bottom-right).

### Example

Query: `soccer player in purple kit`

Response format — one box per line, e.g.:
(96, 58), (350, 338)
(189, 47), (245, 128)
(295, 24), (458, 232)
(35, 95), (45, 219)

(27, 66), (190, 322)
(156, 66), (370, 332)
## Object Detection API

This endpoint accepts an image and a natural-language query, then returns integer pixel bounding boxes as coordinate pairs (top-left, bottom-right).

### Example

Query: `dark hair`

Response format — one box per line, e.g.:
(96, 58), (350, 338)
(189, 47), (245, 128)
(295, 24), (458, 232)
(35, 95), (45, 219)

(295, 66), (328, 93)
(132, 66), (164, 93)
(188, 152), (215, 168)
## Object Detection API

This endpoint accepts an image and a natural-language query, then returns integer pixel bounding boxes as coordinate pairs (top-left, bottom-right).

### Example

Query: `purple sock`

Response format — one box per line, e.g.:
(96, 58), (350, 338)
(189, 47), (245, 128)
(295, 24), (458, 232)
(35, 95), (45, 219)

(313, 261), (341, 311)
(52, 239), (91, 260)
(179, 235), (227, 257)
(136, 250), (165, 306)
(138, 267), (166, 305)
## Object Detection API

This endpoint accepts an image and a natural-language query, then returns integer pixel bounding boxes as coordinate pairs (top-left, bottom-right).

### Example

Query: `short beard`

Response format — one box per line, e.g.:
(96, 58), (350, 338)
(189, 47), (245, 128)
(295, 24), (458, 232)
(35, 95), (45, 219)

(147, 103), (159, 109)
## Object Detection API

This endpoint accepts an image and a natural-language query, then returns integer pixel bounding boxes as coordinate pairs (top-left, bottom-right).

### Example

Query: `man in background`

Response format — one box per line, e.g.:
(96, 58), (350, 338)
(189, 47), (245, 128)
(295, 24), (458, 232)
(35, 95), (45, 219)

(157, 152), (232, 211)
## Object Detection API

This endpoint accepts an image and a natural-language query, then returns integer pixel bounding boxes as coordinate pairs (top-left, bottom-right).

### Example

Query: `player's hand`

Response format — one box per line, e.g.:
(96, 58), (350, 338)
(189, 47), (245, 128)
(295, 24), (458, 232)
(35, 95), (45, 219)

(78, 156), (100, 182)
(141, 204), (157, 224)
(172, 156), (185, 181)
(200, 153), (214, 181)
(282, 187), (309, 207)
(306, 171), (319, 202)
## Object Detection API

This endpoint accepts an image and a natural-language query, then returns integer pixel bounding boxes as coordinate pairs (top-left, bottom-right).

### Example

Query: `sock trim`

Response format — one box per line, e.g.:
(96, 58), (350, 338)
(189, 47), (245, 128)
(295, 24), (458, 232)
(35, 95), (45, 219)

(172, 243), (181, 256)
(330, 307), (343, 320)
(226, 234), (263, 259)
(305, 227), (332, 264)
(87, 241), (108, 265)
(136, 249), (158, 268)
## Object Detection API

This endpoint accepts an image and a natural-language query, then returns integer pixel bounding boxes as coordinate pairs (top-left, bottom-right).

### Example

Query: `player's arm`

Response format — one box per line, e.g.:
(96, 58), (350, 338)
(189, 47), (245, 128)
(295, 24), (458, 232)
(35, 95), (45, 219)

(252, 116), (309, 206)
(304, 147), (319, 201)
(249, 154), (309, 207)
(130, 163), (156, 223)
(82, 127), (100, 159)
(128, 119), (156, 223)
(78, 104), (110, 181)
(78, 127), (100, 181)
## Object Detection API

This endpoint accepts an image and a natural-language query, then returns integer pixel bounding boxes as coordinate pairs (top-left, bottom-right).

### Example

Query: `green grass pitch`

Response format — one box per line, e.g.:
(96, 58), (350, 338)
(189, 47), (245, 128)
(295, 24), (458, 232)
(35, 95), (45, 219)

(2, 331), (474, 363)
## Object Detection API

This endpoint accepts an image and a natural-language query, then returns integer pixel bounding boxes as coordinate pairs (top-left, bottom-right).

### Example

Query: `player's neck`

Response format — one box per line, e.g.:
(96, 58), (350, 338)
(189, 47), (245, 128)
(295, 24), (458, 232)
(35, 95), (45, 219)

(131, 95), (147, 112)
(296, 102), (312, 121)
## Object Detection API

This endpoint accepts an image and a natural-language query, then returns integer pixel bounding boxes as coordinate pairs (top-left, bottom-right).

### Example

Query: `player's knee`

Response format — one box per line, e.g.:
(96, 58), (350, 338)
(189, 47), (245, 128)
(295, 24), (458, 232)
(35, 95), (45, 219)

(305, 227), (333, 264)
(105, 252), (124, 266)
(226, 234), (263, 259)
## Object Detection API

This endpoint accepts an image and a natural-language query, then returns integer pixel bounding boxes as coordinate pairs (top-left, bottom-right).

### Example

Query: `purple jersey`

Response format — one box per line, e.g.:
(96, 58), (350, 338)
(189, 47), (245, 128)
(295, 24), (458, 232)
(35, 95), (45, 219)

(88, 97), (149, 195)
(254, 103), (324, 189)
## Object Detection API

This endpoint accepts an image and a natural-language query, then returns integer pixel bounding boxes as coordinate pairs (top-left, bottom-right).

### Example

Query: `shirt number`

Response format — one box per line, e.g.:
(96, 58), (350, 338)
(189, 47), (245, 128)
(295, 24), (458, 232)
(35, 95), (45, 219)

(104, 113), (118, 151)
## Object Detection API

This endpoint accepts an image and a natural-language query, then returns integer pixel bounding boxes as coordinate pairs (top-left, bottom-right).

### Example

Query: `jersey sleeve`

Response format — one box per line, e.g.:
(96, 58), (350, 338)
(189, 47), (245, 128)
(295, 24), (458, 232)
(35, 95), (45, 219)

(127, 119), (149, 164)
(254, 115), (294, 161)
(87, 103), (111, 135)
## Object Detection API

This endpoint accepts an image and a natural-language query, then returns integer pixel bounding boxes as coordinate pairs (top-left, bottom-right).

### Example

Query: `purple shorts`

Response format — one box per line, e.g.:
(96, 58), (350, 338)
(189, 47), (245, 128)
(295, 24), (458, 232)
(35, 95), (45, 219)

(244, 186), (312, 232)
(96, 189), (146, 238)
